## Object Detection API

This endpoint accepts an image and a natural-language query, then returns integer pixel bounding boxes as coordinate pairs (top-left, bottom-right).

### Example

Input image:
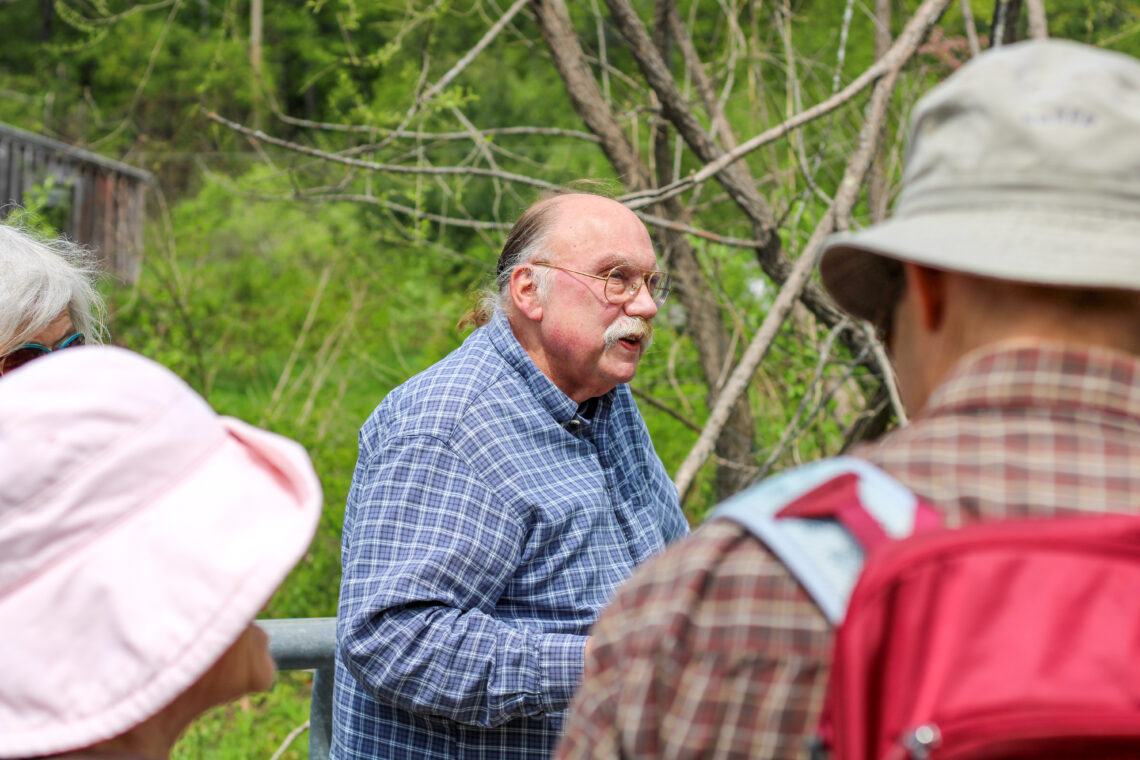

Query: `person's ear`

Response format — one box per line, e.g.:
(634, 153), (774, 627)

(510, 265), (544, 321)
(903, 263), (946, 333)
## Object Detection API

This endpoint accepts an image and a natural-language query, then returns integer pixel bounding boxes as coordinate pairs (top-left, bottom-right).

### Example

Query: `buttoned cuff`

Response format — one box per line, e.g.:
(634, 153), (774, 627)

(536, 633), (589, 713)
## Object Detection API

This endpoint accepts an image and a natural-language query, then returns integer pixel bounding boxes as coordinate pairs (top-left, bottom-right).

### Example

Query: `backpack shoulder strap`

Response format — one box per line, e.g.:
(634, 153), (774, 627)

(710, 456), (938, 624)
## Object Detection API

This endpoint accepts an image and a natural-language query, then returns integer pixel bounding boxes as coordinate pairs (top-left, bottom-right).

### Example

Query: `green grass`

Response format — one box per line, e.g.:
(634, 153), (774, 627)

(173, 672), (313, 760)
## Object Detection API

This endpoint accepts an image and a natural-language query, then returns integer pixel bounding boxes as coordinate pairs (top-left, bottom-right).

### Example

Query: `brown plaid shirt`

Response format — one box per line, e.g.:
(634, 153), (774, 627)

(557, 342), (1140, 759)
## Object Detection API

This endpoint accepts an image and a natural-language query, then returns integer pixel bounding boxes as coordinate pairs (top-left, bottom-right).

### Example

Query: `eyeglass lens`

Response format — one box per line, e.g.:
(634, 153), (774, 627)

(0, 333), (86, 375)
(604, 266), (670, 306)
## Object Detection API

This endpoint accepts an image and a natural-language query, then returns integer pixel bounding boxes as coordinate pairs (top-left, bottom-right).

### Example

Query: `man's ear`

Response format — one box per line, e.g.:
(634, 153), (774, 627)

(510, 265), (544, 321)
(903, 263), (946, 333)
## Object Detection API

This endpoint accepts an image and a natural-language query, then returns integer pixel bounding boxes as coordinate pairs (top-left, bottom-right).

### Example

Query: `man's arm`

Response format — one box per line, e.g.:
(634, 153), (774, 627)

(557, 521), (832, 759)
(338, 433), (588, 728)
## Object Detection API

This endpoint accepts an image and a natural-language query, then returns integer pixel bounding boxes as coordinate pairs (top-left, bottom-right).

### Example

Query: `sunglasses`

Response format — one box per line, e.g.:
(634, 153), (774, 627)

(0, 333), (86, 375)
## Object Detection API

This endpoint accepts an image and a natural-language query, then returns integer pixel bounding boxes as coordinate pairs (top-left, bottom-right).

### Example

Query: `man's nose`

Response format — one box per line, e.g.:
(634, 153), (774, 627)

(625, 282), (659, 320)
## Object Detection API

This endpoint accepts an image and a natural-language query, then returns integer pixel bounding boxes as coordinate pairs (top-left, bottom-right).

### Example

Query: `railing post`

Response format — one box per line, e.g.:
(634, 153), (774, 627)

(310, 664), (334, 758)
(259, 617), (337, 760)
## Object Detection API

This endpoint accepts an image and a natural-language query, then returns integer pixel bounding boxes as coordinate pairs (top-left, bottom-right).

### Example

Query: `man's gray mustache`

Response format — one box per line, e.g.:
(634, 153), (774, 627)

(604, 316), (654, 351)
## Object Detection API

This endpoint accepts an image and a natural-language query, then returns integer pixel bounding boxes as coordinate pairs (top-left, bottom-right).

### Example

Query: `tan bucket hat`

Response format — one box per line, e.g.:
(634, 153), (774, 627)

(820, 39), (1140, 323)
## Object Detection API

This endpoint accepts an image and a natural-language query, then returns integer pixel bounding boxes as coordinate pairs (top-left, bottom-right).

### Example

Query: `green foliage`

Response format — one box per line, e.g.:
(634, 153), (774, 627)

(112, 168), (482, 623)
(5, 176), (68, 236)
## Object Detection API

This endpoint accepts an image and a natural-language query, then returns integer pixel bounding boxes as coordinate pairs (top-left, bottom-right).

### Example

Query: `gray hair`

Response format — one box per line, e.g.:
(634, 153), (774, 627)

(0, 223), (107, 354)
(459, 199), (559, 329)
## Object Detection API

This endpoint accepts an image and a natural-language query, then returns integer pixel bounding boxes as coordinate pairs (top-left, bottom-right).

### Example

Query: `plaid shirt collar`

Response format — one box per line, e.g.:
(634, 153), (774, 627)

(485, 309), (615, 429)
(921, 340), (1140, 427)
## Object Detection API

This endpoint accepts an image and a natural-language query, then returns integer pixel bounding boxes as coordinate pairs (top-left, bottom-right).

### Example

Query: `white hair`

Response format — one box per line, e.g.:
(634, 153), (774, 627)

(0, 223), (107, 354)
(493, 232), (554, 315)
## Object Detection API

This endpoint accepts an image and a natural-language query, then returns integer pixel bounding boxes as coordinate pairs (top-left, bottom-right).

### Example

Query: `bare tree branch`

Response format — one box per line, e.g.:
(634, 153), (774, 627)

(204, 111), (568, 193)
(664, 1), (737, 151)
(619, 0), (954, 213)
(530, 0), (652, 189)
(631, 385), (702, 433)
(603, 0), (781, 251)
(604, 0), (864, 377)
(961, 0), (983, 55)
(301, 194), (512, 229)
(269, 112), (600, 142)
(869, 0), (892, 223)
(673, 211), (824, 500)
(863, 324), (908, 424)
(649, 0), (759, 496)
(754, 319), (856, 481)
(673, 0), (949, 501)
(991, 0), (1022, 47)
(416, 0), (531, 107)
(633, 211), (765, 249)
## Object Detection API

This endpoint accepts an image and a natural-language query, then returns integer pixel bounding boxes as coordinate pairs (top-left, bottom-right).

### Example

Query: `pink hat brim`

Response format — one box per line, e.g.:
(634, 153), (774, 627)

(0, 400), (321, 757)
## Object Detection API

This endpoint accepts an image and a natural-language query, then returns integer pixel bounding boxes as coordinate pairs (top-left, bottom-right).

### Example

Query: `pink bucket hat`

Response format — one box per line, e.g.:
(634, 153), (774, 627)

(0, 346), (322, 757)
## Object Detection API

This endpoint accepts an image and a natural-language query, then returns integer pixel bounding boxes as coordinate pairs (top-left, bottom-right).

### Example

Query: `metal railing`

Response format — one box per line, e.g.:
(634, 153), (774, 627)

(260, 617), (337, 760)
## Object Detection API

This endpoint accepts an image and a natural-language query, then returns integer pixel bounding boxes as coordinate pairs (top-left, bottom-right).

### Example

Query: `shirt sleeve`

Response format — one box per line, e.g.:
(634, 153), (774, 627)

(557, 521), (832, 759)
(338, 432), (588, 728)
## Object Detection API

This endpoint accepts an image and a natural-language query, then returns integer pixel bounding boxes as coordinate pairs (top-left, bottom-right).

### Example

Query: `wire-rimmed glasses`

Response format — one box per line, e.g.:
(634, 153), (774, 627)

(532, 262), (671, 307)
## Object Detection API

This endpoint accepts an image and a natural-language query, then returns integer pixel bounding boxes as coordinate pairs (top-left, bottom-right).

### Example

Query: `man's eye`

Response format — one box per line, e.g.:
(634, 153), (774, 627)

(608, 268), (631, 282)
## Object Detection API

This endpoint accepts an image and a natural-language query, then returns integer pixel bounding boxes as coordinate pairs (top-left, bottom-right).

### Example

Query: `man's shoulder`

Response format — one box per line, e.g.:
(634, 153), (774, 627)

(365, 333), (529, 442)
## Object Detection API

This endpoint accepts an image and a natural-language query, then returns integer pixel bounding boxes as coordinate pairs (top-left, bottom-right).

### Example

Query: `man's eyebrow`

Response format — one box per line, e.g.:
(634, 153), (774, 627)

(595, 255), (635, 271)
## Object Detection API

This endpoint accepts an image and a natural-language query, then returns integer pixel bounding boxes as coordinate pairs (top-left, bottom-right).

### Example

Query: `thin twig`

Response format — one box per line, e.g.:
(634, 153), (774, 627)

(416, 0), (530, 106)
(450, 106), (504, 216)
(299, 289), (361, 426)
(633, 211), (764, 249)
(204, 112), (567, 194)
(631, 386), (703, 433)
(619, 0), (952, 211)
(89, 0), (184, 149)
(263, 265), (333, 425)
(672, 0), (946, 501)
(297, 194), (510, 229)
(863, 324), (908, 425)
(270, 112), (599, 142)
(755, 320), (855, 480)
(267, 720), (309, 760)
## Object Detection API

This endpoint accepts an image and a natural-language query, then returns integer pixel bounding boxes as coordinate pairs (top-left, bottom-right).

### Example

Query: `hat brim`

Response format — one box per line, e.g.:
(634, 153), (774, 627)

(0, 417), (321, 757)
(820, 207), (1140, 323)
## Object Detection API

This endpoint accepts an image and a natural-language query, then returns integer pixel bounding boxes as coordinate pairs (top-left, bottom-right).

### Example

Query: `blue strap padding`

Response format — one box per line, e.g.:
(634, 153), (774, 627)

(710, 457), (919, 624)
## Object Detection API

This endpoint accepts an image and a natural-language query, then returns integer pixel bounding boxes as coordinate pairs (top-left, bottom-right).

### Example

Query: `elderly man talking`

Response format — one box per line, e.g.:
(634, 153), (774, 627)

(557, 39), (1140, 759)
(332, 192), (689, 760)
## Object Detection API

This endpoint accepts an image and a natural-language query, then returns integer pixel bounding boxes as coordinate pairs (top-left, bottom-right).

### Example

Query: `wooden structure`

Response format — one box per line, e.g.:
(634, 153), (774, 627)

(0, 122), (151, 282)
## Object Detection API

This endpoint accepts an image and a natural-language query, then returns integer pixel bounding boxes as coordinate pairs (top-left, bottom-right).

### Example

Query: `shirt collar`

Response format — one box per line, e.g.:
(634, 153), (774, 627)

(922, 340), (1140, 427)
(484, 310), (616, 427)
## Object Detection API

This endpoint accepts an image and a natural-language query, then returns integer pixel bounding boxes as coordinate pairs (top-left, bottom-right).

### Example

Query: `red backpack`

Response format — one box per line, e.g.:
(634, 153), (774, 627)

(712, 457), (1140, 760)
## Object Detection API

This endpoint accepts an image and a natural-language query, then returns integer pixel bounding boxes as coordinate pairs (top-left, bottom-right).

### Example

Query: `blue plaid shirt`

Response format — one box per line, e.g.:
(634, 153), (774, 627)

(332, 311), (688, 760)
